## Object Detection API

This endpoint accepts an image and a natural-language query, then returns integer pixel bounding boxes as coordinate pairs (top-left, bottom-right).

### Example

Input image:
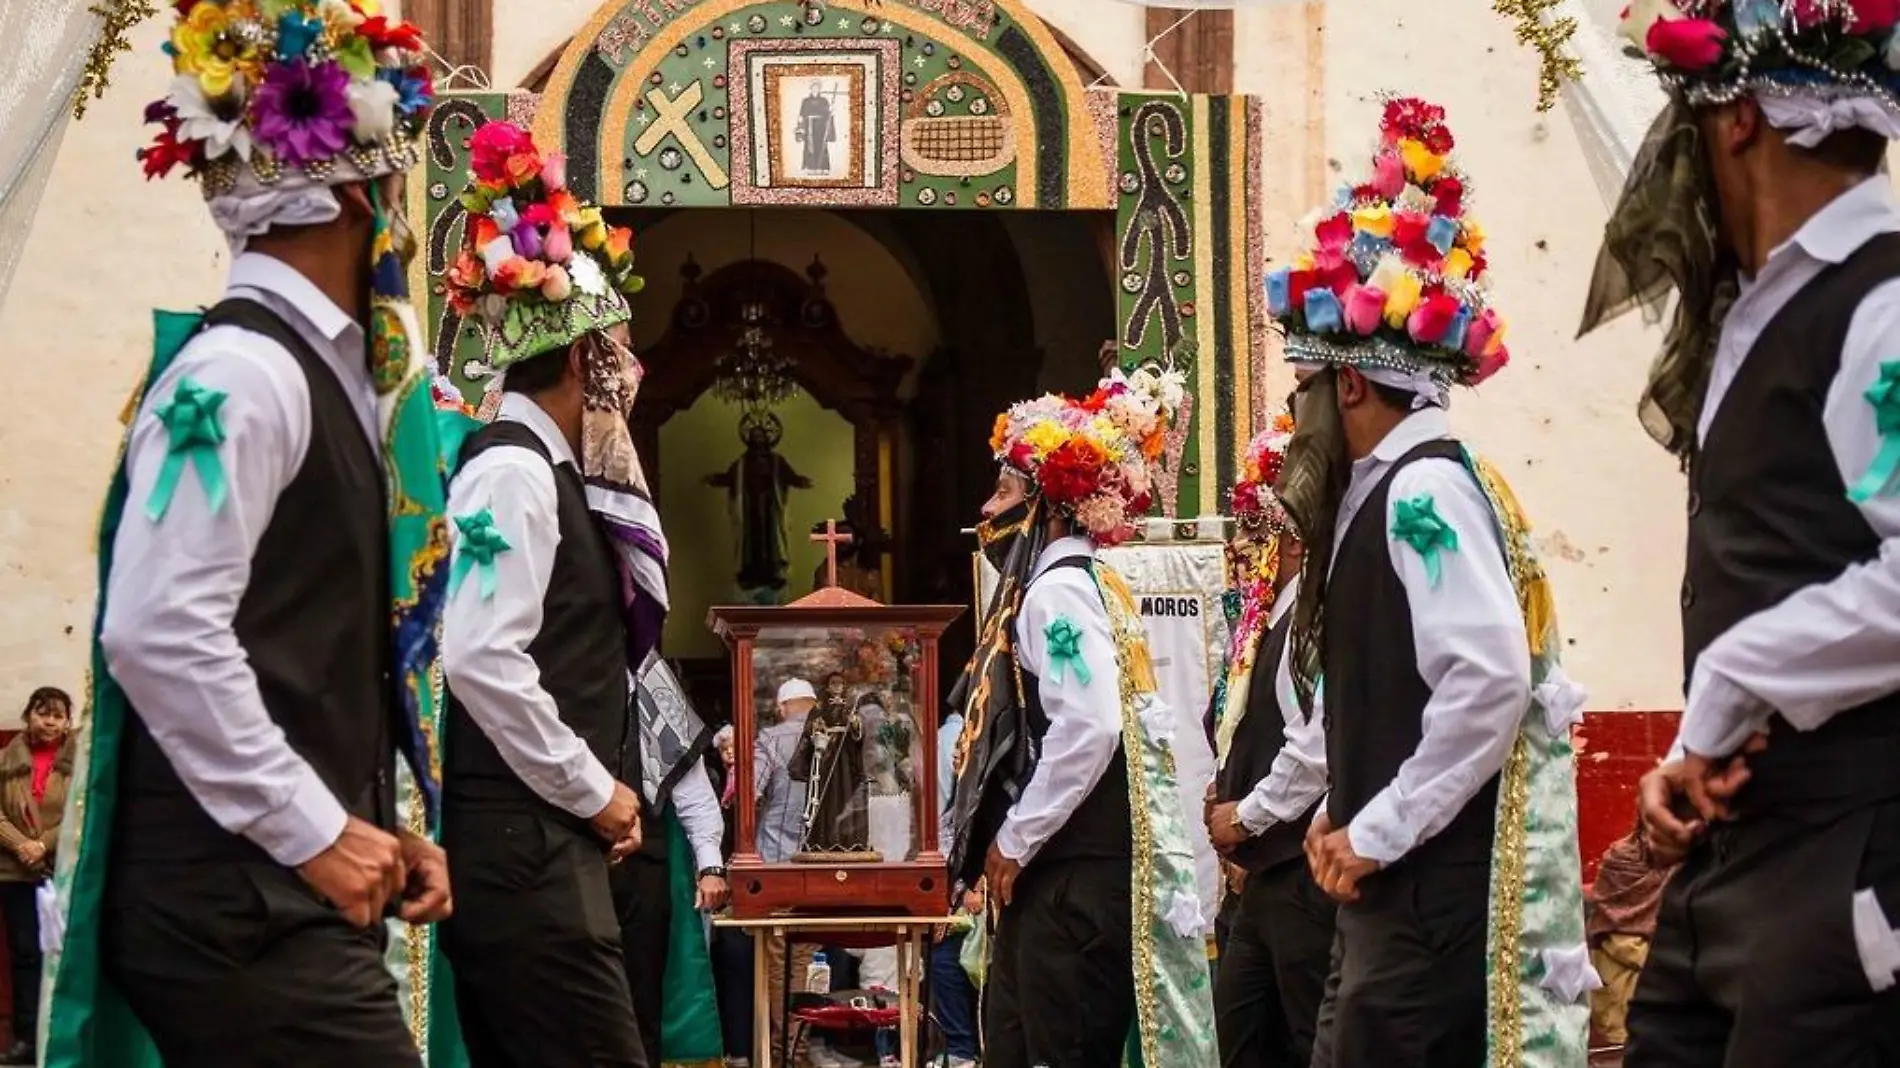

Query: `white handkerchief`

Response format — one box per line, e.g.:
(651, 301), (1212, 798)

(1533, 665), (1588, 737)
(1539, 942), (1603, 1004)
(1164, 887), (1207, 940)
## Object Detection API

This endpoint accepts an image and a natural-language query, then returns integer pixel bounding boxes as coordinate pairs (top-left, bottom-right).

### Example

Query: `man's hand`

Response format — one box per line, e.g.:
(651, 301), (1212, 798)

(591, 781), (642, 846)
(298, 817), (404, 928)
(1639, 733), (1766, 866)
(1206, 801), (1251, 852)
(608, 820), (645, 864)
(396, 831), (453, 924)
(1303, 810), (1333, 877)
(1224, 861), (1249, 897)
(983, 842), (1022, 908)
(14, 840), (47, 870)
(1310, 826), (1379, 903)
(696, 873), (731, 912)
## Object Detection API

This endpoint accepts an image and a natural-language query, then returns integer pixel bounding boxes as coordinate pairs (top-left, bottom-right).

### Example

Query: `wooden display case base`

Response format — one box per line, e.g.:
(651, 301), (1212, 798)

(730, 857), (948, 919)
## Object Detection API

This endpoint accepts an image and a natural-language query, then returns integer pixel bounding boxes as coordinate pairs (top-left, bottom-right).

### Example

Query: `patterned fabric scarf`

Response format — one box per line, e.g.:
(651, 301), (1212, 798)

(1276, 369), (1347, 711)
(577, 332), (671, 671)
(1577, 95), (1738, 465)
(367, 182), (452, 821)
(1209, 535), (1280, 767)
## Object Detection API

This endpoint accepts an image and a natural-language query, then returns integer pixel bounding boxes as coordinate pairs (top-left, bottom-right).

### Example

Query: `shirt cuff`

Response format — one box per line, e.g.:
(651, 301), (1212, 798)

(1853, 888), (1900, 993)
(1680, 669), (1775, 759)
(247, 770), (351, 868)
(556, 756), (618, 821)
(692, 836), (725, 873)
(993, 819), (1043, 867)
(1344, 792), (1412, 867)
(1235, 793), (1275, 835)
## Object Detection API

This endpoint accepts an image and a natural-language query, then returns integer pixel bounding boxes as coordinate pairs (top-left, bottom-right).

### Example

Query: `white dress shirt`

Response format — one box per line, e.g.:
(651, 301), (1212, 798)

(668, 758), (726, 872)
(440, 392), (616, 821)
(99, 253), (382, 869)
(1233, 576), (1331, 835)
(1665, 178), (1900, 991)
(1327, 407), (1534, 866)
(754, 716), (810, 863)
(994, 536), (1127, 867)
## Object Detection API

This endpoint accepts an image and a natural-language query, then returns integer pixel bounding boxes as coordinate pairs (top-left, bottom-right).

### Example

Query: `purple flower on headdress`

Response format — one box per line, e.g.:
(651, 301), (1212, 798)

(251, 59), (353, 168)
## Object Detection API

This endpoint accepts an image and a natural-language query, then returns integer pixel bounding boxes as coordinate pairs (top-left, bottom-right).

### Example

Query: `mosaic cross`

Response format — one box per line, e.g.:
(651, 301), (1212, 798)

(634, 81), (730, 189)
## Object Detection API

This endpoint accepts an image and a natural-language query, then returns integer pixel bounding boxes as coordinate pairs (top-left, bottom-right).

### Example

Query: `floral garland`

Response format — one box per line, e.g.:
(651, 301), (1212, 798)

(1624, 0), (1900, 104)
(1265, 96), (1510, 388)
(139, 0), (433, 182)
(1231, 411), (1295, 528)
(989, 365), (1187, 546)
(443, 121), (643, 324)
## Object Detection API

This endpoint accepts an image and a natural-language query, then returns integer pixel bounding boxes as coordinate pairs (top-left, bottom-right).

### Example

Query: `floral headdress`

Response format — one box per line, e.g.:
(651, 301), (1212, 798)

(444, 121), (645, 370)
(142, 1), (433, 198)
(1621, 0), (1900, 114)
(1266, 96), (1509, 395)
(987, 364), (1187, 546)
(1231, 412), (1296, 535)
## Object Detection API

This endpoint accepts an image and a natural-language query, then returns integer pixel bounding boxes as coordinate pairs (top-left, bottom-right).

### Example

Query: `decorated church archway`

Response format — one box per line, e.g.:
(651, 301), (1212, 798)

(419, 0), (1267, 520)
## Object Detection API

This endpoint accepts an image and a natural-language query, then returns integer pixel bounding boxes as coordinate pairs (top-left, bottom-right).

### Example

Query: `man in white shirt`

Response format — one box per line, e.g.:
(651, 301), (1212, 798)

(1587, 7), (1900, 1063)
(1201, 420), (1334, 1068)
(1268, 98), (1589, 1067)
(948, 368), (1217, 1068)
(438, 120), (661, 1067)
(49, 8), (453, 1065)
(754, 679), (818, 1064)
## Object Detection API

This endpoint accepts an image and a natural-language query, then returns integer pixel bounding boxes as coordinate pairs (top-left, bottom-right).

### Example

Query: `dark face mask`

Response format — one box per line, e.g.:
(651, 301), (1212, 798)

(976, 498), (1034, 572)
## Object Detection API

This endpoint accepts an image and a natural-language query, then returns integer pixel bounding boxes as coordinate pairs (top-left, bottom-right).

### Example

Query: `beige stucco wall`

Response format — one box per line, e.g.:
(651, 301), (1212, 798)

(0, 0), (1687, 715)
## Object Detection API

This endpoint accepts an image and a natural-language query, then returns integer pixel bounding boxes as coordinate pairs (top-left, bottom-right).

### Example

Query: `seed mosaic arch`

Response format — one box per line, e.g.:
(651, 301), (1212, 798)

(417, 0), (1267, 519)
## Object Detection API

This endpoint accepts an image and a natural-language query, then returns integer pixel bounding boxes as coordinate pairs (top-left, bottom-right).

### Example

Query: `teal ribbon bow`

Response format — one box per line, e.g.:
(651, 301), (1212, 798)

(450, 509), (512, 600)
(1043, 617), (1093, 685)
(1391, 493), (1460, 588)
(1849, 360), (1900, 503)
(144, 376), (230, 523)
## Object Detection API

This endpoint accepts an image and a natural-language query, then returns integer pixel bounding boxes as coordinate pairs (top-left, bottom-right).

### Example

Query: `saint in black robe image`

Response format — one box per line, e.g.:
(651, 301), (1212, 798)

(789, 675), (874, 858)
(794, 83), (838, 175)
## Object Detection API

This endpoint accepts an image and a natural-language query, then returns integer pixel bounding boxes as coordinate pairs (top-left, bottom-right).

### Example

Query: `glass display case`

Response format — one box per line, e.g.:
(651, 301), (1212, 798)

(711, 596), (964, 918)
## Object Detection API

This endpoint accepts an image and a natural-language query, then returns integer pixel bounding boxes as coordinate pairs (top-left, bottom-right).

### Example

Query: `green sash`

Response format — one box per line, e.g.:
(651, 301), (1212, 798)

(657, 809), (724, 1067)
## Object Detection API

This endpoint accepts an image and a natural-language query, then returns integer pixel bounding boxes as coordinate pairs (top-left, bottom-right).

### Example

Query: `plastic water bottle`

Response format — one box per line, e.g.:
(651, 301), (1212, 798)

(806, 951), (832, 995)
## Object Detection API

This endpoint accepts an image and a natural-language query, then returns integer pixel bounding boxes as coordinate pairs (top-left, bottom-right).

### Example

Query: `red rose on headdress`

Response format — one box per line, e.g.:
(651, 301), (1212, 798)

(1406, 293), (1462, 345)
(1433, 175), (1465, 216)
(1008, 441), (1036, 471)
(1468, 345), (1511, 386)
(1847, 0), (1900, 34)
(1316, 212), (1354, 252)
(1423, 124), (1455, 156)
(1039, 439), (1107, 506)
(469, 121), (537, 185)
(358, 16), (425, 51)
(1646, 18), (1727, 72)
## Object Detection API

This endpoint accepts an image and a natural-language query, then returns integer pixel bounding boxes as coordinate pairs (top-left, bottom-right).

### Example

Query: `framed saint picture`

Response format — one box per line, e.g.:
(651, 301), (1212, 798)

(730, 38), (902, 206)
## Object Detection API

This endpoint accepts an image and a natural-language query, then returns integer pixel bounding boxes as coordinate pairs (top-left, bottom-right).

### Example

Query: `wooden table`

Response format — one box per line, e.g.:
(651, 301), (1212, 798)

(713, 914), (952, 1068)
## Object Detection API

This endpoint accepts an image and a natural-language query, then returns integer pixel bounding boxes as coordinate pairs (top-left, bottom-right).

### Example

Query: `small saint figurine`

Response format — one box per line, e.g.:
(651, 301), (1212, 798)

(788, 672), (876, 859)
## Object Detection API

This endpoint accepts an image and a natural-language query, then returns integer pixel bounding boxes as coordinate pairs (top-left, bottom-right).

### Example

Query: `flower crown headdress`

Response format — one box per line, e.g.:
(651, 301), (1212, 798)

(1266, 96), (1510, 390)
(1232, 412), (1296, 534)
(444, 121), (645, 370)
(988, 364), (1187, 547)
(141, 0), (434, 196)
(1622, 0), (1900, 111)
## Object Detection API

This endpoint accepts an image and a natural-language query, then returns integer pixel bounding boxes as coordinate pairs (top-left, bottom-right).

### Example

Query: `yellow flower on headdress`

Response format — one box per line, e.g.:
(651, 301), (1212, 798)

(1384, 272), (1423, 329)
(989, 412), (1011, 455)
(1443, 247), (1474, 279)
(1351, 204), (1395, 239)
(1022, 421), (1068, 460)
(1462, 220), (1487, 255)
(172, 3), (263, 99)
(1293, 251), (1315, 271)
(1398, 138), (1444, 183)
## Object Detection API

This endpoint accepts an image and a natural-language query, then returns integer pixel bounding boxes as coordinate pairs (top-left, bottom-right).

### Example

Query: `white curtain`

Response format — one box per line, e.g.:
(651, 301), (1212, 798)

(1555, 0), (1667, 207)
(0, 0), (108, 306)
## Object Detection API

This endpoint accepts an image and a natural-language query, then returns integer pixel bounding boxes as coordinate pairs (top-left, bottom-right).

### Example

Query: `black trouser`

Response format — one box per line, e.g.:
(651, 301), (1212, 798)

(442, 808), (646, 1068)
(1215, 859), (1337, 1068)
(711, 924), (755, 1056)
(102, 860), (416, 1068)
(0, 881), (41, 1049)
(1308, 859), (1487, 1068)
(609, 851), (672, 1065)
(983, 856), (1135, 1068)
(1625, 800), (1900, 1068)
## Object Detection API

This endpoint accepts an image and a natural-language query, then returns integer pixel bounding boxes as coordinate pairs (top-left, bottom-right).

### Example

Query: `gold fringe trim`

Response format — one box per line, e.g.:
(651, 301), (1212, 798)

(1487, 734), (1533, 1068)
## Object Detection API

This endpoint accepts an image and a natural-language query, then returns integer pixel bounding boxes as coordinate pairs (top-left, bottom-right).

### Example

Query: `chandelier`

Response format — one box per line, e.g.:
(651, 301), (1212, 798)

(710, 298), (797, 409)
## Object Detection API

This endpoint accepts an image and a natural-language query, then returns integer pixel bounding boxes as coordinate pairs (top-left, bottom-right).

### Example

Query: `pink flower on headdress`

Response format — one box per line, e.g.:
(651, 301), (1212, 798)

(1406, 293), (1461, 345)
(249, 59), (353, 168)
(1847, 0), (1900, 33)
(1468, 346), (1511, 386)
(1344, 285), (1387, 335)
(1315, 213), (1353, 252)
(1073, 494), (1130, 542)
(1371, 151), (1406, 199)
(1646, 18), (1727, 72)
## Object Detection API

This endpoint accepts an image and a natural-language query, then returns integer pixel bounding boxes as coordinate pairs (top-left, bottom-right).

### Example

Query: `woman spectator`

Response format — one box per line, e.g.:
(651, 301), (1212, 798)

(0, 687), (74, 1065)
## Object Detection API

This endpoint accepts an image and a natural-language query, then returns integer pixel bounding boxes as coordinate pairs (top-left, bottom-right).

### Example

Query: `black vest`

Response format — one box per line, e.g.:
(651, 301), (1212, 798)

(1323, 438), (1497, 869)
(1685, 232), (1900, 817)
(116, 299), (395, 865)
(1215, 607), (1311, 872)
(444, 420), (632, 830)
(1022, 557), (1132, 864)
